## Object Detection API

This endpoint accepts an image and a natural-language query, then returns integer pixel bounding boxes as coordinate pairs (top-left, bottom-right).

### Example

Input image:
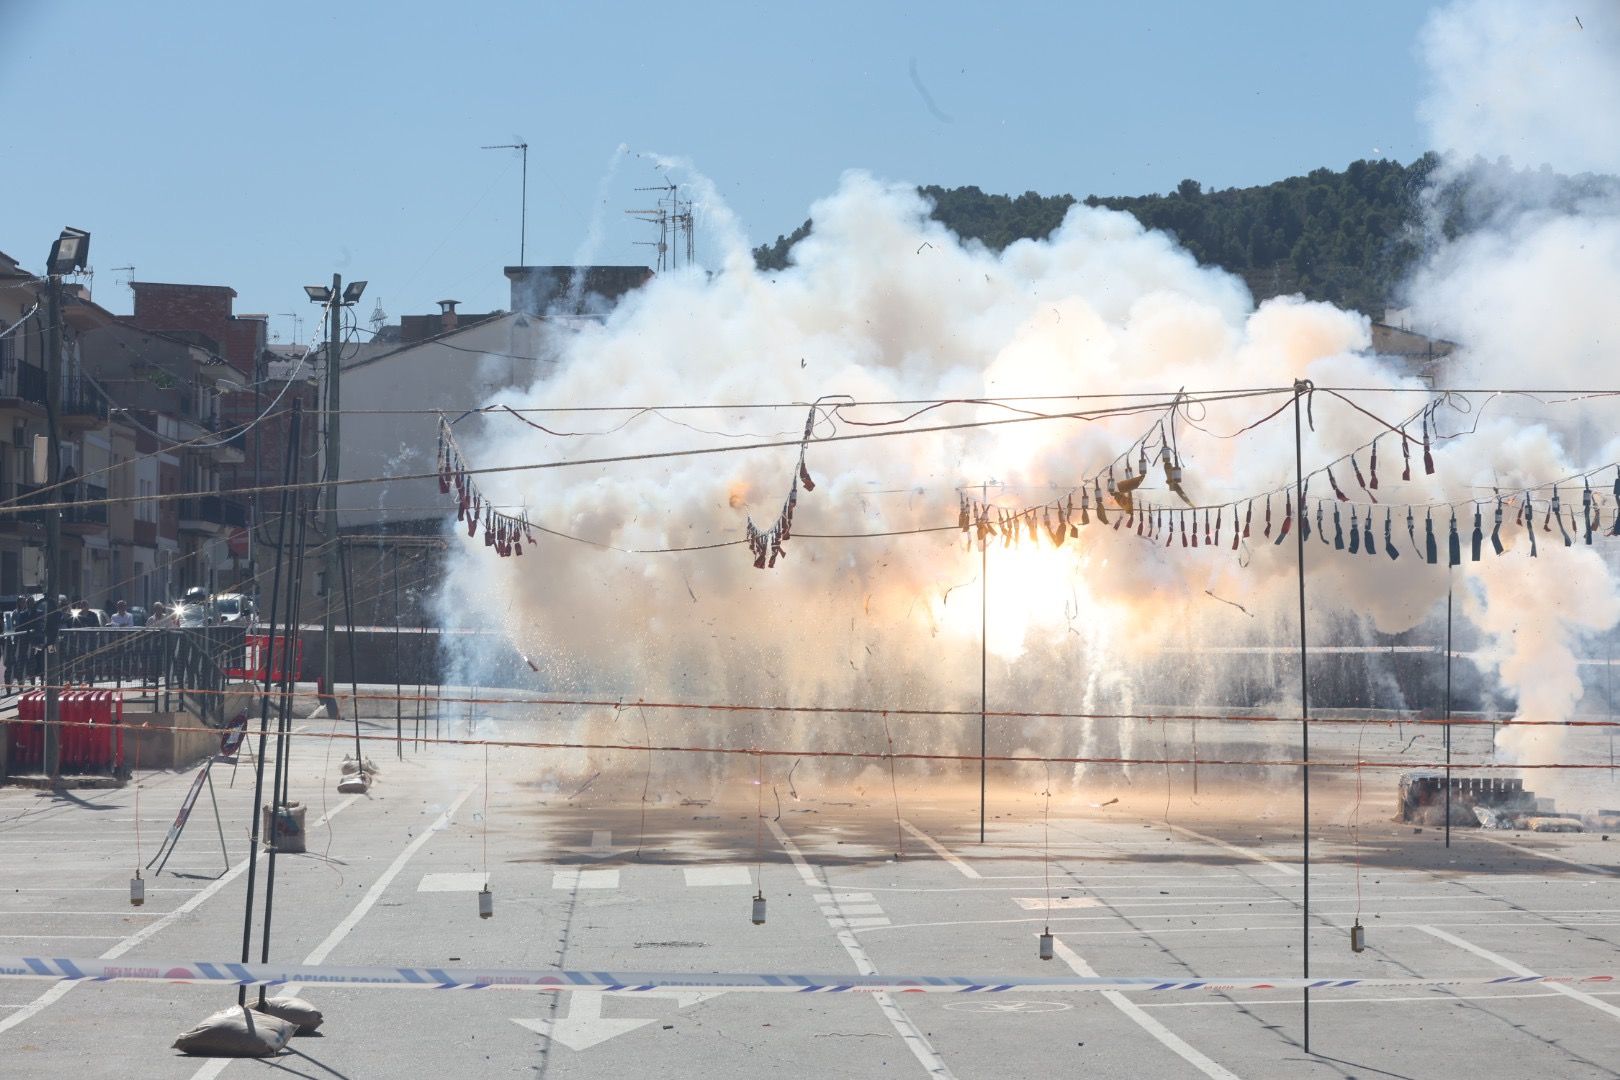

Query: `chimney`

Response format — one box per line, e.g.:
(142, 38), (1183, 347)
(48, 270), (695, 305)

(437, 299), (459, 331)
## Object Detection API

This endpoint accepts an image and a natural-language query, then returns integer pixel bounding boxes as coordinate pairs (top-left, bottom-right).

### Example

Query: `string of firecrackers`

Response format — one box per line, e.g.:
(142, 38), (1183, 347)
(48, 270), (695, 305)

(743, 405), (818, 570)
(961, 398), (1620, 567)
(437, 416), (535, 558)
(1, 956), (1614, 995)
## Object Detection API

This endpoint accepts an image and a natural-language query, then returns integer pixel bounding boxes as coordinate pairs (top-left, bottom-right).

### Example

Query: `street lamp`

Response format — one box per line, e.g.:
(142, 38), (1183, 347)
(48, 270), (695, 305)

(41, 227), (91, 778)
(305, 273), (366, 744)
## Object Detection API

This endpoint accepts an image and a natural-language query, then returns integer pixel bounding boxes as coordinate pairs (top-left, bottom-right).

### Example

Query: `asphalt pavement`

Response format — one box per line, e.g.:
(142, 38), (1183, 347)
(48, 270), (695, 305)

(3, 712), (1620, 1079)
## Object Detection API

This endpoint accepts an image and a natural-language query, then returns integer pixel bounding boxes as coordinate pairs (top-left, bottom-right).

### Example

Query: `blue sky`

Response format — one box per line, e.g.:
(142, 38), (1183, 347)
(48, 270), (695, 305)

(3, 1), (1441, 341)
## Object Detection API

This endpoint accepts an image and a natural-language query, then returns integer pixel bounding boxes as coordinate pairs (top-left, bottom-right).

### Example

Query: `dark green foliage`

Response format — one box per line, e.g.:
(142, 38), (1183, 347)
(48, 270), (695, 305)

(751, 156), (1619, 314)
(1081, 155), (1439, 314)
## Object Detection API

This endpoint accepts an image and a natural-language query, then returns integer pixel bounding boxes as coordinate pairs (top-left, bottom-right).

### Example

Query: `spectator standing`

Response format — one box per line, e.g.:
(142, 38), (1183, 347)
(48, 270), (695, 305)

(109, 601), (134, 628)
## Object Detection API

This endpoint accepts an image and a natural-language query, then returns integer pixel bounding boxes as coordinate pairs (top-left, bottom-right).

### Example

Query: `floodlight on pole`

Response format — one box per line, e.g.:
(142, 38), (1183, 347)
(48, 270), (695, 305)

(48, 227), (91, 275)
(342, 280), (367, 304)
(304, 285), (333, 303)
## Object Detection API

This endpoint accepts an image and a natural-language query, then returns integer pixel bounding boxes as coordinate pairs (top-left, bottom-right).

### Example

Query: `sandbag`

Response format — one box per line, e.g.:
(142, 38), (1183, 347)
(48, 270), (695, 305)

(173, 1005), (293, 1057)
(252, 994), (323, 1034)
(261, 802), (307, 854)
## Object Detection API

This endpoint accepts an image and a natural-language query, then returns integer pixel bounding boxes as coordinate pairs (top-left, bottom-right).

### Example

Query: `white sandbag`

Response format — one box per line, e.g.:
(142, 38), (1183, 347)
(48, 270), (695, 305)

(173, 1005), (293, 1057)
(252, 994), (323, 1034)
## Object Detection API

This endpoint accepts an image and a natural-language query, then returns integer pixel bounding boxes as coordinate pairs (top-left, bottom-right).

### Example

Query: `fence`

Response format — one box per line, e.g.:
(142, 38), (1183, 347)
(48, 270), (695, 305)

(53, 626), (246, 727)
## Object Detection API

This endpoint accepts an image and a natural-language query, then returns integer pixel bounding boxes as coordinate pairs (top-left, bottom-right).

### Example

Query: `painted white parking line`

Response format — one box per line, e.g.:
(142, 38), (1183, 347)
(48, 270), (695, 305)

(683, 866), (752, 887)
(1140, 989), (1620, 1009)
(1051, 937), (1243, 1080)
(1416, 924), (1620, 1023)
(821, 903), (886, 917)
(1472, 835), (1620, 877)
(768, 819), (955, 1080)
(0, 794), (360, 1040)
(1013, 897), (1101, 910)
(1162, 823), (1301, 877)
(553, 869), (620, 890)
(898, 819), (982, 878)
(828, 916), (892, 928)
(418, 871), (487, 892)
(814, 892), (875, 903)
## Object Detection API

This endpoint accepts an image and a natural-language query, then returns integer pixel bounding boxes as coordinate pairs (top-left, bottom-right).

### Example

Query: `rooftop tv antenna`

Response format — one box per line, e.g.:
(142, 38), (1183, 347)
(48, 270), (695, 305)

(369, 298), (388, 334)
(276, 312), (303, 345)
(626, 176), (694, 272)
(110, 266), (136, 293)
(481, 140), (530, 264)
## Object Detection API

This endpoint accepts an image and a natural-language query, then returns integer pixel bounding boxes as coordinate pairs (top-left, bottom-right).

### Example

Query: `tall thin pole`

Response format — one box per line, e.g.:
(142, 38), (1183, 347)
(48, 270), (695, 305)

(482, 142), (529, 265)
(1292, 380), (1312, 1054)
(320, 276), (342, 722)
(42, 273), (63, 778)
(258, 412), (307, 999)
(338, 540), (363, 763)
(979, 481), (988, 844)
(1445, 585), (1453, 848)
(237, 403), (297, 1006)
(393, 547), (402, 761)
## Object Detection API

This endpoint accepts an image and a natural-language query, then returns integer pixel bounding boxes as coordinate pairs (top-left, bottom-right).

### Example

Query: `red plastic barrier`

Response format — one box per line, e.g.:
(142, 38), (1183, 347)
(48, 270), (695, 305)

(59, 690), (80, 770)
(9, 690), (44, 772)
(233, 634), (304, 683)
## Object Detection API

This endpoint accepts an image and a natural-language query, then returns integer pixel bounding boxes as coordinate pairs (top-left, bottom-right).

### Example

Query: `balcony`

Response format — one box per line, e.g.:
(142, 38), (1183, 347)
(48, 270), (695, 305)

(178, 494), (248, 533)
(61, 382), (110, 430)
(0, 482), (48, 532)
(62, 483), (108, 534)
(0, 362), (48, 414)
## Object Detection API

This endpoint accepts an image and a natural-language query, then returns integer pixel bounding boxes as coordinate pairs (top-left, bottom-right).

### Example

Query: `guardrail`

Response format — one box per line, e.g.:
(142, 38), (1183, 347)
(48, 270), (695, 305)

(52, 626), (247, 727)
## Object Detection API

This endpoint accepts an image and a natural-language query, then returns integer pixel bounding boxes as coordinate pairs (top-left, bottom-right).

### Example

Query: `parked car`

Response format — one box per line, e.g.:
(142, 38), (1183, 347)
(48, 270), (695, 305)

(210, 593), (256, 626)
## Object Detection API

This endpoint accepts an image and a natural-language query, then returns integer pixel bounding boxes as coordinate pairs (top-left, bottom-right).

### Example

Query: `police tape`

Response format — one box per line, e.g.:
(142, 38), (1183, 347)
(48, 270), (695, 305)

(1, 957), (1615, 995)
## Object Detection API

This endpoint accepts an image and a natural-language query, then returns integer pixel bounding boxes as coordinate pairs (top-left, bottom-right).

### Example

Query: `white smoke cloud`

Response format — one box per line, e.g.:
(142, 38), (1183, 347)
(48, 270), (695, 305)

(1405, 0), (1620, 801)
(438, 170), (1475, 793)
(430, 3), (1620, 809)
(1419, 1), (1620, 175)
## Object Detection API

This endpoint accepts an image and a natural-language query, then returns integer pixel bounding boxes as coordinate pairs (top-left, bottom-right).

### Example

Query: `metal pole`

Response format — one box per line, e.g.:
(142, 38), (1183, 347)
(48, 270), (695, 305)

(1292, 380), (1311, 1054)
(980, 482), (988, 845)
(519, 144), (528, 265)
(42, 274), (63, 778)
(260, 435), (307, 1000)
(393, 547), (402, 761)
(1445, 585), (1453, 848)
(338, 539), (363, 763)
(237, 403), (297, 1006)
(320, 275), (342, 721)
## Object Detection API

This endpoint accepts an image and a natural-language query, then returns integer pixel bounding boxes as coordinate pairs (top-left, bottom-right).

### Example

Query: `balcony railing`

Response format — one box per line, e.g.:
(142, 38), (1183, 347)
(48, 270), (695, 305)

(0, 362), (49, 407)
(1, 483), (48, 527)
(0, 482), (108, 528)
(61, 381), (110, 422)
(64, 483), (108, 527)
(178, 494), (248, 528)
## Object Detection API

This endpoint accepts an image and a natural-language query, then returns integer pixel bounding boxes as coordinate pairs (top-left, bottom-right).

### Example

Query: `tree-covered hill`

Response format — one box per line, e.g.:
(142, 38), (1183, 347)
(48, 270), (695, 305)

(751, 155), (1618, 316)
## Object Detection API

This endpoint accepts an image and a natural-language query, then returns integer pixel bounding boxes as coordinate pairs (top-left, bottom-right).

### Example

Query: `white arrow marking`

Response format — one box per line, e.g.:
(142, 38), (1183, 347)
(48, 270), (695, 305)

(512, 990), (724, 1051)
(563, 829), (627, 860)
